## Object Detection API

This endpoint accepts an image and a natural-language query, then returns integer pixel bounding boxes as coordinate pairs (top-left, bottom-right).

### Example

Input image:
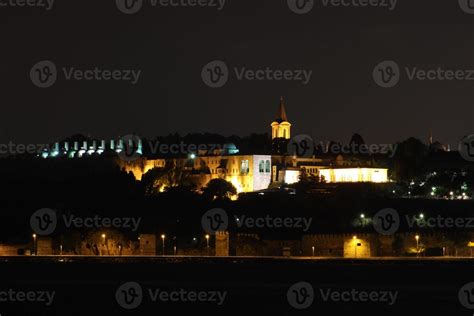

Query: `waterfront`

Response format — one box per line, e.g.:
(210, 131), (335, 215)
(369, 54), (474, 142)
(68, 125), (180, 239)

(0, 256), (472, 315)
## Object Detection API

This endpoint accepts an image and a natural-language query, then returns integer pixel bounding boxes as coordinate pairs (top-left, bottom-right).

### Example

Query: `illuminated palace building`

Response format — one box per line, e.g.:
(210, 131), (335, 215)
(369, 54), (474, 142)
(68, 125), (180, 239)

(41, 98), (389, 193)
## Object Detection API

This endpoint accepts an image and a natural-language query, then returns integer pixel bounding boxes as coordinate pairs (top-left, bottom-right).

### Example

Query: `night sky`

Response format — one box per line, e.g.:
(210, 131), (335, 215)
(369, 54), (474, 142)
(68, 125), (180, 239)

(1, 0), (473, 147)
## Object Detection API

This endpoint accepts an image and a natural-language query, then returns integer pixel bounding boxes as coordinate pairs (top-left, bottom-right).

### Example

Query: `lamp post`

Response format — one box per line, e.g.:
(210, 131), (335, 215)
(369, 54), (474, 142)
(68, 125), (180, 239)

(205, 234), (210, 255)
(32, 234), (37, 256)
(415, 235), (420, 256)
(353, 236), (358, 258)
(161, 234), (166, 255)
(101, 234), (106, 245)
(312, 246), (315, 257)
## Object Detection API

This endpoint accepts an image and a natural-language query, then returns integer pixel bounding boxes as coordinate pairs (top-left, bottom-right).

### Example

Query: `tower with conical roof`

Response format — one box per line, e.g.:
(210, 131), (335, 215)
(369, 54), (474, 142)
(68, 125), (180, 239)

(271, 97), (292, 140)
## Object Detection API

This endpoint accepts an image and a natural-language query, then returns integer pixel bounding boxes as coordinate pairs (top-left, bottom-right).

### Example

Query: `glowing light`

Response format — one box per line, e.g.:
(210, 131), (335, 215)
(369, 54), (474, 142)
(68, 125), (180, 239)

(319, 168), (388, 183)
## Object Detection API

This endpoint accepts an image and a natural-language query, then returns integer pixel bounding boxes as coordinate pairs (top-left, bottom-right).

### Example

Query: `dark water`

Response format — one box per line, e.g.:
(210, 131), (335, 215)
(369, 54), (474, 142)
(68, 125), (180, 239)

(0, 256), (472, 315)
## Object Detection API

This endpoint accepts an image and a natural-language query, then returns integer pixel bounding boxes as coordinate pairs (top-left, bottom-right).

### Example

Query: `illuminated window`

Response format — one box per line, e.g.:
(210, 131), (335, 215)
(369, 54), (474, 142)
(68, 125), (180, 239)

(241, 160), (249, 174)
(259, 161), (265, 173)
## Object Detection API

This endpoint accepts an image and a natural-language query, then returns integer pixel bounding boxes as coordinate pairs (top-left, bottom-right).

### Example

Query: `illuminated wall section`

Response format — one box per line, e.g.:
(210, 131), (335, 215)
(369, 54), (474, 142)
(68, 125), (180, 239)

(319, 168), (388, 183)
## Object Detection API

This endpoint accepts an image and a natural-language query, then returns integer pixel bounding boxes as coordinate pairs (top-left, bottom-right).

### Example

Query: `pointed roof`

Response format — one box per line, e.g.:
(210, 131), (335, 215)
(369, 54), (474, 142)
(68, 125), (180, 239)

(275, 97), (289, 123)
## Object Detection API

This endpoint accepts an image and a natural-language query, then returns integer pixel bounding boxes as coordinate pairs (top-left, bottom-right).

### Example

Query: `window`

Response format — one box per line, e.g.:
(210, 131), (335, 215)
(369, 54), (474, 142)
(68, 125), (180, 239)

(259, 161), (265, 173)
(241, 160), (249, 174)
(265, 160), (271, 173)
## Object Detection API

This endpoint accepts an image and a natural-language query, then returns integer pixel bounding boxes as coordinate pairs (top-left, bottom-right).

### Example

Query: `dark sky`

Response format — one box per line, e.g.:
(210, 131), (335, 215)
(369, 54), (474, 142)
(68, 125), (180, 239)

(1, 0), (473, 147)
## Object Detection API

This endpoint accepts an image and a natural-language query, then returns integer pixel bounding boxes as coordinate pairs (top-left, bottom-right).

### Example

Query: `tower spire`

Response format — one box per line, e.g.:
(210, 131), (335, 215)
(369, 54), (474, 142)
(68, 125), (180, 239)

(277, 96), (288, 122)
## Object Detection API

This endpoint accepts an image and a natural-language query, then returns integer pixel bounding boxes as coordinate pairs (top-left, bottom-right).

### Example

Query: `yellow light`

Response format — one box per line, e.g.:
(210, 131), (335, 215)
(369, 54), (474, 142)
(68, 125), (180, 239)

(101, 234), (106, 238)
(161, 234), (165, 239)
(205, 234), (210, 240)
(353, 236), (357, 240)
(32, 234), (36, 238)
(415, 235), (420, 241)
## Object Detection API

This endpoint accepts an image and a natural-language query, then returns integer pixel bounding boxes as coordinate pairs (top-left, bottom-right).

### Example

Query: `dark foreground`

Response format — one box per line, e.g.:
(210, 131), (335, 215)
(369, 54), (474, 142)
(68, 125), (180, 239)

(0, 256), (473, 315)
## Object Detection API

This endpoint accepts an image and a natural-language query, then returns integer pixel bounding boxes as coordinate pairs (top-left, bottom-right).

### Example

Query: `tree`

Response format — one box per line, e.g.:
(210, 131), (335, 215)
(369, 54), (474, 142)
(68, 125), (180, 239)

(293, 168), (324, 193)
(202, 178), (237, 201)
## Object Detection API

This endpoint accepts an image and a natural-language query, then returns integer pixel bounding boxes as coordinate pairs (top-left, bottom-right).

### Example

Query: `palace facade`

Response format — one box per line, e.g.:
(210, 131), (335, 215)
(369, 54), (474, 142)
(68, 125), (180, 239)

(40, 98), (389, 193)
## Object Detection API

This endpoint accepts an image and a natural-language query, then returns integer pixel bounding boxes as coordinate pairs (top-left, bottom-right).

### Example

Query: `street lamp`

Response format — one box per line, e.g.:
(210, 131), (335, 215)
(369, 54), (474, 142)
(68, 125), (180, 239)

(415, 235), (420, 256)
(205, 234), (210, 255)
(32, 234), (37, 256)
(312, 246), (315, 257)
(101, 234), (106, 245)
(353, 236), (358, 258)
(161, 234), (166, 255)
